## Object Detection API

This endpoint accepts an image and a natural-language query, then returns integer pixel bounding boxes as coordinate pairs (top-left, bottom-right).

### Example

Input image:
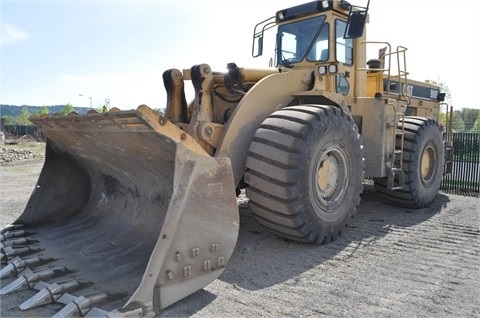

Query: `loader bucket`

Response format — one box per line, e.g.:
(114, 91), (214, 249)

(0, 105), (239, 317)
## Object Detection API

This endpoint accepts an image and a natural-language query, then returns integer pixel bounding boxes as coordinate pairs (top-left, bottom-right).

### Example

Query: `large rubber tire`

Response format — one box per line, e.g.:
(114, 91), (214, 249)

(244, 105), (364, 244)
(374, 117), (445, 208)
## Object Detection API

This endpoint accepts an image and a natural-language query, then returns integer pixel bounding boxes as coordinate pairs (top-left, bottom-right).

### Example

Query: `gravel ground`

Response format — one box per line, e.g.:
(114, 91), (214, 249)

(0, 143), (479, 318)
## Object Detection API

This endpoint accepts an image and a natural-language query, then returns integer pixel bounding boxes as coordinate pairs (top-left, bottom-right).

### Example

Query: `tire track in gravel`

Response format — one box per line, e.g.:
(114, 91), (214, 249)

(215, 189), (479, 318)
(288, 190), (480, 318)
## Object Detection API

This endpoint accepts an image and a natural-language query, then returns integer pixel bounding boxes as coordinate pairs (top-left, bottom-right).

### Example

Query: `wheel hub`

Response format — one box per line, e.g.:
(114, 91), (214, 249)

(316, 154), (339, 198)
(420, 144), (436, 184)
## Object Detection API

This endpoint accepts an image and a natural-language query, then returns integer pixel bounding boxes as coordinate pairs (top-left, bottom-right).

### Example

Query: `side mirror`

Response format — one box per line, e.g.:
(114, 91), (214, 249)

(253, 36), (264, 58)
(345, 11), (367, 39)
(252, 17), (276, 58)
(343, 0), (369, 39)
(437, 93), (446, 102)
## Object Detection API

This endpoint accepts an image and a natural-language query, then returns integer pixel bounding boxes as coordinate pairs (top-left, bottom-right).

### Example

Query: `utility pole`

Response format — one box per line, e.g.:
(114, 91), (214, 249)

(79, 94), (93, 109)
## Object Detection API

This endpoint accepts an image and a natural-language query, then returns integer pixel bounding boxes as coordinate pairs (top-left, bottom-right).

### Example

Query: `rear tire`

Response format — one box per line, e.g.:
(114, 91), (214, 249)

(245, 105), (364, 244)
(374, 117), (445, 208)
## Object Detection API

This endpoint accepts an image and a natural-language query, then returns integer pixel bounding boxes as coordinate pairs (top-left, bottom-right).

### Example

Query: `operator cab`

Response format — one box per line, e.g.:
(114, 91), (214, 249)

(253, 0), (369, 68)
(276, 15), (330, 67)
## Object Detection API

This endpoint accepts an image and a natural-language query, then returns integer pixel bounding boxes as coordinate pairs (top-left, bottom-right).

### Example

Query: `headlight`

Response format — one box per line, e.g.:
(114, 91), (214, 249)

(322, 0), (329, 9)
(318, 64), (339, 75)
(328, 64), (338, 73)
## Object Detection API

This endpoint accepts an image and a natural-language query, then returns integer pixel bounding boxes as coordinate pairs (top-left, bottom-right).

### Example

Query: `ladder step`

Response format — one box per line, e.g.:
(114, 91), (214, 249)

(387, 168), (405, 190)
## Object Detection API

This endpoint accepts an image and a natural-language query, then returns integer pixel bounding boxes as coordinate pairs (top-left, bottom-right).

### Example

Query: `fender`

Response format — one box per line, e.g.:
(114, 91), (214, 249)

(215, 68), (313, 186)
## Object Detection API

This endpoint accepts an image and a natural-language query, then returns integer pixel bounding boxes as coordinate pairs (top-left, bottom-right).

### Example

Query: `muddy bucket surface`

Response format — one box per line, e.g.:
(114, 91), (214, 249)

(0, 106), (239, 317)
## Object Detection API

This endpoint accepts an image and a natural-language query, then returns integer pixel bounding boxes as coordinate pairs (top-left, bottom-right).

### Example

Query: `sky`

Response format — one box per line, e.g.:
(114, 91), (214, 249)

(1, 0), (479, 111)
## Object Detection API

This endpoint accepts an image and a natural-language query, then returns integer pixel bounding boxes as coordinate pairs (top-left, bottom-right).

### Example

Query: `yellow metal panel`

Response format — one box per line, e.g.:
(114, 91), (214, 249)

(366, 73), (382, 97)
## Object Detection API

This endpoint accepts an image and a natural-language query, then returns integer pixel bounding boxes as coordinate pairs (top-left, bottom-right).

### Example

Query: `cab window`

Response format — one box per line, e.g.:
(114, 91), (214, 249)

(307, 23), (329, 62)
(335, 19), (353, 65)
(276, 15), (327, 65)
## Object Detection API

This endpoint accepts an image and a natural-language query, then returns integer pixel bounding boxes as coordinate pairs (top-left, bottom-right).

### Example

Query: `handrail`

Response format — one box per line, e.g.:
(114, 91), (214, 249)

(356, 41), (392, 98)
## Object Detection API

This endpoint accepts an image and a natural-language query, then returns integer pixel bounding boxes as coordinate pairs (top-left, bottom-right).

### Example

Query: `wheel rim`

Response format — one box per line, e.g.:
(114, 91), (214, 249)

(317, 155), (339, 198)
(420, 142), (437, 185)
(312, 143), (349, 211)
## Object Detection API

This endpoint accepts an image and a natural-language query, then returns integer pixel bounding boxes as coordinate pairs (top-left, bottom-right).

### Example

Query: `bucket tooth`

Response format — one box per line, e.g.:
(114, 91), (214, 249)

(1, 245), (43, 264)
(19, 280), (86, 310)
(0, 267), (68, 295)
(53, 292), (108, 318)
(0, 274), (30, 295)
(0, 263), (17, 279)
(0, 256), (49, 279)
(0, 237), (37, 249)
(0, 230), (33, 243)
(0, 224), (24, 234)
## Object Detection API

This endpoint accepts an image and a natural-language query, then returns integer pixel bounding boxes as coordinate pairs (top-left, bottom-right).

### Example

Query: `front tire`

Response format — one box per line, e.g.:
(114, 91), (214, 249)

(245, 105), (364, 244)
(374, 117), (445, 208)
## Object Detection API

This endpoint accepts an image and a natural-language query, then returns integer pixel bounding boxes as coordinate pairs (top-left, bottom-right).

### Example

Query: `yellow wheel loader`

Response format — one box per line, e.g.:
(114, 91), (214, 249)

(0, 1), (453, 317)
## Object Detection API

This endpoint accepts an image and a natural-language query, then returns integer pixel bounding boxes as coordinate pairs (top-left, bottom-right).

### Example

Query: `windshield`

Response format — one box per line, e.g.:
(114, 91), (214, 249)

(276, 15), (328, 67)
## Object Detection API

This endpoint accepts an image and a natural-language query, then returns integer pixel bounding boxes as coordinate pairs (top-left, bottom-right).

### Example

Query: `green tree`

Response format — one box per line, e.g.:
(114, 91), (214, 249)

(3, 116), (17, 125)
(460, 108), (480, 132)
(60, 103), (75, 116)
(437, 80), (452, 104)
(437, 80), (453, 129)
(18, 106), (32, 125)
(438, 112), (447, 128)
(452, 110), (465, 132)
(95, 104), (108, 113)
(471, 113), (480, 133)
(37, 106), (49, 116)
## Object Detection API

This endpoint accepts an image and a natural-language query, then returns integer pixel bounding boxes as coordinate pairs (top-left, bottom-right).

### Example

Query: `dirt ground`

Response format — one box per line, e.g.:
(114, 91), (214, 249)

(0, 142), (479, 318)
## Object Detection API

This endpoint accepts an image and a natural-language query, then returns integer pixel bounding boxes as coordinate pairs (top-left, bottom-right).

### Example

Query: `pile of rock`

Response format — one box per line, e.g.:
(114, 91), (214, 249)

(0, 147), (44, 164)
